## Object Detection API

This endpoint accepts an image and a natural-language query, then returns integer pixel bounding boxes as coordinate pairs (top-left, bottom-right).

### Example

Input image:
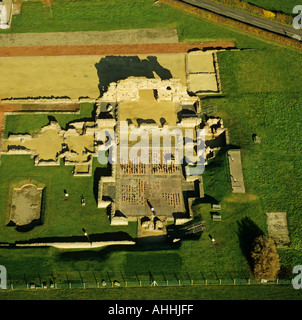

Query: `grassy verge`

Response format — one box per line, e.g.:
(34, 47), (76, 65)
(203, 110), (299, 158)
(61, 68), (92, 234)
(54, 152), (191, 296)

(243, 0), (297, 15)
(209, 0), (294, 26)
(0, 284), (301, 300)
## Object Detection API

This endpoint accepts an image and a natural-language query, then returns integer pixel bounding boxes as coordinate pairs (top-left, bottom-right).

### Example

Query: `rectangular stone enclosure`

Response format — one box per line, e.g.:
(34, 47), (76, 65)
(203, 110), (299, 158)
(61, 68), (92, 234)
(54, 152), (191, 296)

(266, 212), (290, 248)
(10, 184), (43, 226)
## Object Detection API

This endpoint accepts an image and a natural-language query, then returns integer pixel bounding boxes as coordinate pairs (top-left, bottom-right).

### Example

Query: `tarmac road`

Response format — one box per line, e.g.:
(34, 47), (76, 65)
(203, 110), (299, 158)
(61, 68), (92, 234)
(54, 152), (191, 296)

(180, 0), (302, 41)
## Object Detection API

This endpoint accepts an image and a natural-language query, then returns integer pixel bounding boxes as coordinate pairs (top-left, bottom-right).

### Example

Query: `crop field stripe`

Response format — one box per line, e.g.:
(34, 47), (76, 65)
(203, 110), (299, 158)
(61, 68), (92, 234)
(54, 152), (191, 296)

(0, 29), (180, 47)
(0, 42), (235, 57)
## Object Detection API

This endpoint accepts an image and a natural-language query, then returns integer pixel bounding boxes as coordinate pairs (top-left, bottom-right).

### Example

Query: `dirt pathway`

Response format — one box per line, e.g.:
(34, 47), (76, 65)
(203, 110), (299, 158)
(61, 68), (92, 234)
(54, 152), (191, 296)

(0, 42), (235, 57)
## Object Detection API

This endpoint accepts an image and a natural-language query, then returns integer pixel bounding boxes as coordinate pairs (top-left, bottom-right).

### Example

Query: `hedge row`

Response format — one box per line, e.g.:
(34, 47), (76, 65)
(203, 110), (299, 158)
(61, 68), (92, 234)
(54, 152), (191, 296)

(159, 0), (302, 51)
(210, 0), (293, 26)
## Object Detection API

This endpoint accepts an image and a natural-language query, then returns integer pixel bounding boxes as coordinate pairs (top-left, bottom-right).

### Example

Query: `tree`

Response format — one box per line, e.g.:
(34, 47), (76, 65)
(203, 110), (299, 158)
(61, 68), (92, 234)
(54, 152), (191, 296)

(251, 235), (280, 281)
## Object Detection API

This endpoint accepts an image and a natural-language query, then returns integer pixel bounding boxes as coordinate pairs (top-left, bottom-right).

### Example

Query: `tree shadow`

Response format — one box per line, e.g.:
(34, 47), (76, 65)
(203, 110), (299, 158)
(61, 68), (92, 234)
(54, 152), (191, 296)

(95, 55), (172, 97)
(193, 194), (219, 206)
(236, 216), (264, 269)
(278, 265), (292, 280)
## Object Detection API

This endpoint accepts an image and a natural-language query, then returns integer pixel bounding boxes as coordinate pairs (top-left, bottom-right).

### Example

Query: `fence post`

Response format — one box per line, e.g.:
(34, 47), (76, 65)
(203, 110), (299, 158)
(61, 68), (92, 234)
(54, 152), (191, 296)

(191, 280), (193, 285)
(83, 282), (85, 289)
(139, 280), (141, 287)
(234, 279), (236, 285)
(125, 281), (127, 287)
(205, 279), (207, 285)
(248, 279), (250, 285)
(167, 280), (168, 286)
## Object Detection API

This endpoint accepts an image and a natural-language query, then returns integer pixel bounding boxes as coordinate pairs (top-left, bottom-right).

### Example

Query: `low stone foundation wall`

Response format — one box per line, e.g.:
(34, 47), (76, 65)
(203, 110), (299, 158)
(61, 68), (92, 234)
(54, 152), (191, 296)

(15, 240), (135, 249)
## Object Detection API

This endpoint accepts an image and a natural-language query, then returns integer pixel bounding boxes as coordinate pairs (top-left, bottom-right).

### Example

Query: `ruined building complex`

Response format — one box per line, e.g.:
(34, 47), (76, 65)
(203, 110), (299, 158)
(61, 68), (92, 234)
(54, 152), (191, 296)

(95, 77), (226, 231)
(2, 76), (226, 233)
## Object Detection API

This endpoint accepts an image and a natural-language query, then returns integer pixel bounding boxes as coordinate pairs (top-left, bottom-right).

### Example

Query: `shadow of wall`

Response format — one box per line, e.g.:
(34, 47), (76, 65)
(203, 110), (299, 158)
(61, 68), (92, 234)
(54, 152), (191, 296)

(95, 55), (172, 97)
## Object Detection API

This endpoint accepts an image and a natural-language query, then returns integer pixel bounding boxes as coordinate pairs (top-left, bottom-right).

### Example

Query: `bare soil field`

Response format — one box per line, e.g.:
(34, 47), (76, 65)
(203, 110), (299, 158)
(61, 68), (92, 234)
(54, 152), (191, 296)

(0, 53), (186, 100)
(119, 89), (178, 126)
(188, 73), (218, 93)
(0, 56), (100, 99)
(187, 51), (216, 73)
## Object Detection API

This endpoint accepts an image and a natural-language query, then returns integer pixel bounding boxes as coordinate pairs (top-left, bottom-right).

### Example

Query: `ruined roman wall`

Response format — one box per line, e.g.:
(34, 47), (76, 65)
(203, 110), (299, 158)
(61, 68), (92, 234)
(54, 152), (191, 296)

(100, 77), (198, 106)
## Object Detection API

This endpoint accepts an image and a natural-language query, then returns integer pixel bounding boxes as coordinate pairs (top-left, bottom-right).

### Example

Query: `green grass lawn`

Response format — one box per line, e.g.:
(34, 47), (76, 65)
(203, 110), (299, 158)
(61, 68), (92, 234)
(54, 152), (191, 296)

(0, 0), (285, 51)
(4, 102), (93, 138)
(0, 155), (137, 242)
(0, 126), (256, 288)
(199, 46), (302, 270)
(0, 284), (301, 300)
(1, 103), (137, 244)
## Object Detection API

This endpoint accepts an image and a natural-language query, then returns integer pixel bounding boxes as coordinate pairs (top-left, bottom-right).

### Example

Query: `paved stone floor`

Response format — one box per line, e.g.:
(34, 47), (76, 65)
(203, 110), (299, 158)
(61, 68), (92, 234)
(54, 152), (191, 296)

(228, 149), (245, 193)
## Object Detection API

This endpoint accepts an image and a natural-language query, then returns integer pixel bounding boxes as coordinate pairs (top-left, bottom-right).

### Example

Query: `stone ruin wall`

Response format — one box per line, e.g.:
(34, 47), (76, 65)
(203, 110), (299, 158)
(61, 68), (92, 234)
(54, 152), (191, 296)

(100, 77), (199, 107)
